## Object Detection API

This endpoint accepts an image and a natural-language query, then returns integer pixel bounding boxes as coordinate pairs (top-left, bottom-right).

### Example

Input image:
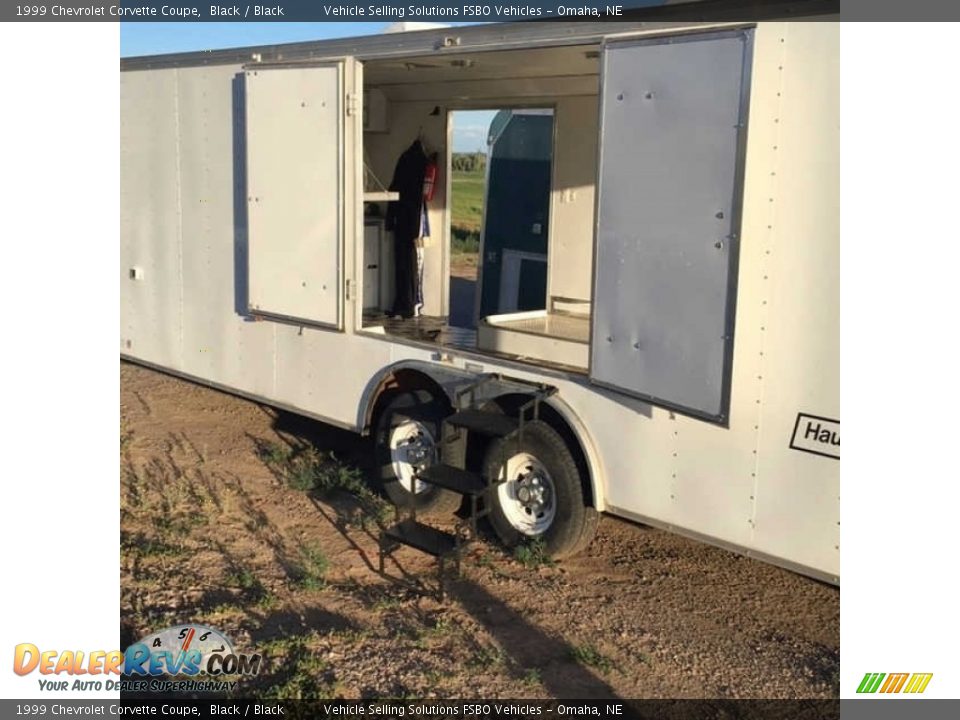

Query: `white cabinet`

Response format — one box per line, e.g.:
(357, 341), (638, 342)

(363, 88), (389, 133)
(363, 220), (382, 311)
(363, 218), (395, 312)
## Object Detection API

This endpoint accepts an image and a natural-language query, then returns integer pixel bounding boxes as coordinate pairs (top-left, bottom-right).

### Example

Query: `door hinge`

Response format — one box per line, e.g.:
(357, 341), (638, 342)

(345, 278), (353, 300)
(346, 92), (358, 117)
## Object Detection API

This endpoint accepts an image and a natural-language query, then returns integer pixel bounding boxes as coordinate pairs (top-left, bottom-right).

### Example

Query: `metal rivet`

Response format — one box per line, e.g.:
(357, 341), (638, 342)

(616, 93), (624, 101)
(715, 211), (724, 219)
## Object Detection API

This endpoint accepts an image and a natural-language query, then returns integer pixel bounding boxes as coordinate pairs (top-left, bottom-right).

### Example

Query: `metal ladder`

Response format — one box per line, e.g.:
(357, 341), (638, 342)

(378, 374), (556, 600)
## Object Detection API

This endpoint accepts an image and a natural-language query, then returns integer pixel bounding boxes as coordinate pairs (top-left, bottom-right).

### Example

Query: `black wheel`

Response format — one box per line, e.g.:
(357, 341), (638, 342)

(482, 419), (599, 559)
(373, 388), (463, 516)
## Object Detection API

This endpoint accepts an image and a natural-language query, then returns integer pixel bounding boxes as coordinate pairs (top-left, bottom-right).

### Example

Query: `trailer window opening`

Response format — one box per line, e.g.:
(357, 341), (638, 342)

(358, 45), (598, 374)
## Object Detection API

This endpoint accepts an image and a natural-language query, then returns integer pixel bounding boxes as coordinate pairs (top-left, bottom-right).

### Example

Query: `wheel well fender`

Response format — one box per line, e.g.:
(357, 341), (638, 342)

(481, 393), (606, 512)
(356, 361), (455, 435)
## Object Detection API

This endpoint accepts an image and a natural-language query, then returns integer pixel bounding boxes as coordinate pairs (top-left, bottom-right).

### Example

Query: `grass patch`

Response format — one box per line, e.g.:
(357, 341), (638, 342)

(255, 593), (279, 611)
(521, 667), (542, 686)
(372, 595), (402, 612)
(206, 603), (246, 618)
(135, 538), (185, 558)
(259, 637), (337, 700)
(468, 645), (507, 671)
(121, 467), (144, 510)
(569, 643), (615, 674)
(292, 542), (330, 591)
(262, 442), (293, 467)
(451, 169), (485, 235)
(423, 615), (454, 640)
(226, 567), (261, 591)
(121, 530), (184, 559)
(514, 538), (555, 569)
(258, 442), (393, 527)
(473, 551), (516, 580)
(120, 418), (133, 453)
(451, 227), (480, 255)
(225, 565), (275, 608)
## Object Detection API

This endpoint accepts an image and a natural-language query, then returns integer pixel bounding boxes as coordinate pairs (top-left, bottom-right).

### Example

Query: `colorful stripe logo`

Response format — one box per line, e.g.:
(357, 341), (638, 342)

(857, 673), (933, 694)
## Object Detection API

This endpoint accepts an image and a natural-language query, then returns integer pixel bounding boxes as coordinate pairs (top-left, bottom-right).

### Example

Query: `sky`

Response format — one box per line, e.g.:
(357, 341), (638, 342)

(120, 22), (407, 57)
(121, 22), (493, 152)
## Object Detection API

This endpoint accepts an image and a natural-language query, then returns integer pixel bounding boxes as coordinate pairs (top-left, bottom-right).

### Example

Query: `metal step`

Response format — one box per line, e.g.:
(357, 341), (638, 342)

(382, 519), (458, 558)
(418, 464), (486, 497)
(445, 409), (519, 437)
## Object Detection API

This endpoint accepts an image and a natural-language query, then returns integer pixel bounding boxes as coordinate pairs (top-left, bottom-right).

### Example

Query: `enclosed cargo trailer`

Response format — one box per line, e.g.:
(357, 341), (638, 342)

(121, 19), (839, 583)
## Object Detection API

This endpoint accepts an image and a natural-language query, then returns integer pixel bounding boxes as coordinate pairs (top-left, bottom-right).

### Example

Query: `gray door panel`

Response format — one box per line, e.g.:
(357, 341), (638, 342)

(590, 30), (753, 422)
(245, 63), (345, 328)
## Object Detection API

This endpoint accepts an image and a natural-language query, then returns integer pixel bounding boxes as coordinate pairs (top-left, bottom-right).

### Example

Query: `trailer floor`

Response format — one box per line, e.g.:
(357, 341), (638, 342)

(362, 312), (478, 350)
(120, 361), (839, 700)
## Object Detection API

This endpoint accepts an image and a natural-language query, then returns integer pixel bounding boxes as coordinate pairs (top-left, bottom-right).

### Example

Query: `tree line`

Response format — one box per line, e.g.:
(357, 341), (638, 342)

(451, 152), (487, 173)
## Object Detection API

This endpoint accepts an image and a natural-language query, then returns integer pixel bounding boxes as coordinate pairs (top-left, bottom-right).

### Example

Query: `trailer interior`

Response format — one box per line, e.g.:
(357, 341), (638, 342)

(358, 43), (601, 373)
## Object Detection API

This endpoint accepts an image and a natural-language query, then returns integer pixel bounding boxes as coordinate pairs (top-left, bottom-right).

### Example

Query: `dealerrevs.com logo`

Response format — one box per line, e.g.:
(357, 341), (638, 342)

(14, 625), (261, 693)
(856, 672), (933, 694)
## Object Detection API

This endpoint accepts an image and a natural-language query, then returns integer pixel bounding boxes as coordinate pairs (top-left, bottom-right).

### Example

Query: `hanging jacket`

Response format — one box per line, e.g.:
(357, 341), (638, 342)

(385, 140), (429, 244)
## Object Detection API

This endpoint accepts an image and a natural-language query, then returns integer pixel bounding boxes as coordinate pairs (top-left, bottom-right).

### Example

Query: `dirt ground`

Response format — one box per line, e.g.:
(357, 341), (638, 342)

(120, 361), (839, 700)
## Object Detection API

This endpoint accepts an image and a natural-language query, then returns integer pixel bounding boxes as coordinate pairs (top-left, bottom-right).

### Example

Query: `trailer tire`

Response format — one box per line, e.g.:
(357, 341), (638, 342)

(483, 420), (598, 559)
(373, 388), (463, 516)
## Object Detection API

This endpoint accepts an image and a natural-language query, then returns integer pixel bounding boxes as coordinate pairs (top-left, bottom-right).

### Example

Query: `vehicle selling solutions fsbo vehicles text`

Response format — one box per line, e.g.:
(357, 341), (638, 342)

(321, 5), (605, 18)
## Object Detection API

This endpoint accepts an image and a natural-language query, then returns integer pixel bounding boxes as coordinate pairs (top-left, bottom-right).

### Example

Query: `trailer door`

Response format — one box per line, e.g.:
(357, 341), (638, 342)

(589, 30), (753, 423)
(244, 59), (360, 329)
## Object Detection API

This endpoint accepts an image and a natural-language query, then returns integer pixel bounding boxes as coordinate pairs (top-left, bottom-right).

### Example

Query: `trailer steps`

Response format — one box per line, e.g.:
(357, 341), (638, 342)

(381, 518), (458, 558)
(417, 463), (486, 497)
(378, 373), (556, 600)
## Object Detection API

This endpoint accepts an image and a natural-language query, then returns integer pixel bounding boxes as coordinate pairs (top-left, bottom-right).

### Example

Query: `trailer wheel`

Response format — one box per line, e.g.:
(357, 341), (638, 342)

(482, 420), (598, 559)
(373, 389), (462, 516)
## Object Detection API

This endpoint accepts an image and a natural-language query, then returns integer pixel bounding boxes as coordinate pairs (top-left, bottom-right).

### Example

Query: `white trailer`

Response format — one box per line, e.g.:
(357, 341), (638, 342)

(120, 19), (839, 583)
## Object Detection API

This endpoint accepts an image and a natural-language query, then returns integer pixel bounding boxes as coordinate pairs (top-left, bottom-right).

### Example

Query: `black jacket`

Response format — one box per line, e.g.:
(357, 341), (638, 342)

(385, 140), (428, 243)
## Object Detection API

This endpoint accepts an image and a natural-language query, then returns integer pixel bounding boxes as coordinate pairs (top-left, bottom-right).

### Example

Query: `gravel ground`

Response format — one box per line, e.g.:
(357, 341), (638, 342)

(120, 361), (839, 700)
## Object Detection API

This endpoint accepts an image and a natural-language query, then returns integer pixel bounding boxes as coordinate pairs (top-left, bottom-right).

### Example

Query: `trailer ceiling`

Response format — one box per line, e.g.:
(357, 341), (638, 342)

(364, 45), (601, 102)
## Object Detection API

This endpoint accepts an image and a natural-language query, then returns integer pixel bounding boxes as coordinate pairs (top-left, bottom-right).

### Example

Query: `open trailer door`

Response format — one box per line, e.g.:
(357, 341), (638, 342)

(589, 30), (753, 423)
(244, 59), (361, 329)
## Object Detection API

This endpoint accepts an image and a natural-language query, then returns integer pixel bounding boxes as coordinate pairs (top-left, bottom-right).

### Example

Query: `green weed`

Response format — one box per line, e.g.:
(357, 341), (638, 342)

(259, 442), (393, 527)
(292, 542), (329, 591)
(468, 645), (507, 671)
(226, 567), (260, 591)
(255, 593), (279, 611)
(260, 639), (337, 700)
(521, 667), (542, 686)
(569, 643), (615, 674)
(514, 538), (555, 569)
(259, 442), (293, 466)
(120, 419), (133, 453)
